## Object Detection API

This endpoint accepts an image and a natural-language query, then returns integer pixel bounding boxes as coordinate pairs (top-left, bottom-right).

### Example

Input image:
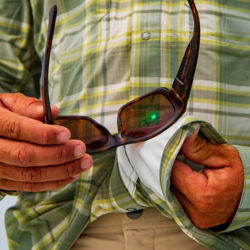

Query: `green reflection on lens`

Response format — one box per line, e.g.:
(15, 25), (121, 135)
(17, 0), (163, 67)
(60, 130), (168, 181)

(138, 111), (160, 127)
(149, 111), (159, 122)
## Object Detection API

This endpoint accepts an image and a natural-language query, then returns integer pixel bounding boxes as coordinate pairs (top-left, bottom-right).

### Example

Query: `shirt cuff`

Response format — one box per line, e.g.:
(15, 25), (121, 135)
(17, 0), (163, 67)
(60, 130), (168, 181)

(0, 190), (19, 201)
(221, 145), (250, 232)
(0, 192), (6, 201)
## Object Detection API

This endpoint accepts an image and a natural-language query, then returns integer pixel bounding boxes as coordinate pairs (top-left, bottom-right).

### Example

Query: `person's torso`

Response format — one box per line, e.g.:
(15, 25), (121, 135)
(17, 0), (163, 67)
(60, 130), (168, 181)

(31, 0), (250, 146)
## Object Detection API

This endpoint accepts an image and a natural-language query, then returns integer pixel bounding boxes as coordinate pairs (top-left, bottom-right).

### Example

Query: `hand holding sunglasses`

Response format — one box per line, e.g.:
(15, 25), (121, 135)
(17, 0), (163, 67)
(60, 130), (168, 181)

(41, 0), (200, 154)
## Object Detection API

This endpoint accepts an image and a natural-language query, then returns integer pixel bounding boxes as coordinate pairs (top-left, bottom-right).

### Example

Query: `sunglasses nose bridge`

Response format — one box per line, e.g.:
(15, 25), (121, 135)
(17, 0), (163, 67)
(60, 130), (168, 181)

(113, 133), (126, 147)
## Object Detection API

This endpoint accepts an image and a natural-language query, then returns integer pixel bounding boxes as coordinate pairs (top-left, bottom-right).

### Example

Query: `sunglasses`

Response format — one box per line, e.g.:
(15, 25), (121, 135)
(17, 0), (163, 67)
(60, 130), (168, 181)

(41, 0), (200, 154)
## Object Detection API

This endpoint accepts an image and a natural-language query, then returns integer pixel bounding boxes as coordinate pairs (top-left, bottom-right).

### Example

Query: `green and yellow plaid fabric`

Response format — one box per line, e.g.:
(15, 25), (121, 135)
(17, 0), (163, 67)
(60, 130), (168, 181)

(0, 0), (250, 249)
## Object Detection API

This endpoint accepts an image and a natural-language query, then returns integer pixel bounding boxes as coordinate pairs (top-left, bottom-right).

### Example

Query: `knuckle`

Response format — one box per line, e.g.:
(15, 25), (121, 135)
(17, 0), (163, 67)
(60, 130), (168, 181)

(3, 119), (21, 139)
(17, 93), (41, 111)
(11, 145), (33, 167)
(66, 164), (75, 177)
(56, 147), (68, 163)
(24, 182), (34, 192)
(24, 97), (42, 110)
(40, 127), (60, 145)
(39, 129), (50, 145)
(4, 93), (24, 107)
(195, 195), (214, 213)
(26, 182), (44, 192)
(21, 167), (42, 182)
(24, 182), (44, 192)
(196, 202), (210, 213)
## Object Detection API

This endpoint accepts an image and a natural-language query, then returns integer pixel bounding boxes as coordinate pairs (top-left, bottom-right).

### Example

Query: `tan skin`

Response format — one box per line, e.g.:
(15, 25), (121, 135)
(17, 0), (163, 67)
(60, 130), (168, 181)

(171, 128), (244, 229)
(0, 93), (244, 229)
(0, 93), (93, 192)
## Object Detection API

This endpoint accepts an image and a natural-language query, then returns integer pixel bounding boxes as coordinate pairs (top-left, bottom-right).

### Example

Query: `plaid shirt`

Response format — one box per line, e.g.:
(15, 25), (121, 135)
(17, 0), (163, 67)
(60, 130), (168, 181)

(0, 0), (250, 249)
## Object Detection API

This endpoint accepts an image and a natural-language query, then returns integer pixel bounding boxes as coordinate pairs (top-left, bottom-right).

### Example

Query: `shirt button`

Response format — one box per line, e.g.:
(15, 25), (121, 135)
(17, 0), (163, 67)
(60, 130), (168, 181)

(126, 209), (144, 219)
(141, 32), (151, 40)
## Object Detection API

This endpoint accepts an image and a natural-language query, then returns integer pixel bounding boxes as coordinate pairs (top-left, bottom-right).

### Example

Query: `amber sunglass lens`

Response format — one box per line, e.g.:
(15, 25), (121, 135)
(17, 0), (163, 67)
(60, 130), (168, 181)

(120, 93), (175, 138)
(54, 118), (109, 149)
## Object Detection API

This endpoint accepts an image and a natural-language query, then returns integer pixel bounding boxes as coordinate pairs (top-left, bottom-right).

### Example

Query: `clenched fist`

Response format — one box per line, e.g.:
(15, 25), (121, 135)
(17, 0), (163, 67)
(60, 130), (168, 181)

(171, 128), (244, 229)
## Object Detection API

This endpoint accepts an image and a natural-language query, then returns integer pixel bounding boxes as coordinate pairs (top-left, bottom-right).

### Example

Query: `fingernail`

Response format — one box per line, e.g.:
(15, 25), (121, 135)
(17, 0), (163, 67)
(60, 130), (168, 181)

(57, 131), (70, 143)
(81, 158), (92, 170)
(74, 144), (85, 157)
(35, 105), (44, 114)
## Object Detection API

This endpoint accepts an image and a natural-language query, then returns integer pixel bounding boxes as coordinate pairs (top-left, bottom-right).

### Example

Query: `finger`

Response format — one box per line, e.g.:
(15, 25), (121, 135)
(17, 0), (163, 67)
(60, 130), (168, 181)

(0, 93), (58, 121)
(171, 160), (211, 227)
(0, 155), (92, 182)
(0, 108), (71, 144)
(171, 186), (219, 228)
(171, 160), (228, 215)
(171, 159), (207, 199)
(181, 128), (234, 168)
(0, 139), (89, 167)
(0, 176), (81, 192)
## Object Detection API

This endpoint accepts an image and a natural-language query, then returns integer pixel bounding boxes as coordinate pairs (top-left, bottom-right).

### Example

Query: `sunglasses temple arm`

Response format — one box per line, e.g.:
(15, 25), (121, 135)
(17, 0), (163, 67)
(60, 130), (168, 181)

(172, 0), (200, 104)
(41, 5), (57, 124)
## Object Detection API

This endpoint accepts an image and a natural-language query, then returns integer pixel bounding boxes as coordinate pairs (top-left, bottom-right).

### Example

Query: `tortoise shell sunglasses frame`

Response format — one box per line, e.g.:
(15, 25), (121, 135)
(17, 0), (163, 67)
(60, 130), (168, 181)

(41, 0), (200, 154)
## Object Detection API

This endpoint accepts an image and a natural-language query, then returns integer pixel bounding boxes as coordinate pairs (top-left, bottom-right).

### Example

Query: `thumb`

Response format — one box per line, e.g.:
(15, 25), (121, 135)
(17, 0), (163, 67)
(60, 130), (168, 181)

(181, 128), (230, 168)
(0, 93), (58, 121)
